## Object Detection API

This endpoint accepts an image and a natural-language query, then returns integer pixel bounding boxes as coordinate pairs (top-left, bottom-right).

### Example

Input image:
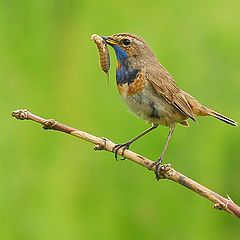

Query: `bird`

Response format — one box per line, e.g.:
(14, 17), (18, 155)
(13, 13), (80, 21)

(100, 33), (238, 180)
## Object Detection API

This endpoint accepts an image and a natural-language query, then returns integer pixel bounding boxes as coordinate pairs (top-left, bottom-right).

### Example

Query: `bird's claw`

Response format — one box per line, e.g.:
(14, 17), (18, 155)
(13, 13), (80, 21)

(148, 156), (164, 180)
(112, 142), (131, 161)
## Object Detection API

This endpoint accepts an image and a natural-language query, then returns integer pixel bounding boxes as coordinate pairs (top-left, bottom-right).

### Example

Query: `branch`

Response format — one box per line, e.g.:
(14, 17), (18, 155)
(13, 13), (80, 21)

(12, 109), (240, 218)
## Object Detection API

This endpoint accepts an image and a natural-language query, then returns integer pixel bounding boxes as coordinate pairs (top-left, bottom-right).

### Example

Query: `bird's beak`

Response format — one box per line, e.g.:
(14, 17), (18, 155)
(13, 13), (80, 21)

(101, 36), (118, 45)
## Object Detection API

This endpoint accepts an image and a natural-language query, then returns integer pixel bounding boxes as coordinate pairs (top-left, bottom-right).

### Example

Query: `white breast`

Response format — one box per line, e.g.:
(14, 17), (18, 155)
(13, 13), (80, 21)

(120, 83), (187, 127)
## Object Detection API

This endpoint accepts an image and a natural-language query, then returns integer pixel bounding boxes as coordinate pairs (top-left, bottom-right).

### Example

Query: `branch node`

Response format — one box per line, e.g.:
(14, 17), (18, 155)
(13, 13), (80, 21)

(214, 195), (234, 211)
(12, 109), (29, 120)
(214, 200), (227, 211)
(42, 119), (57, 130)
(157, 164), (172, 179)
(94, 137), (107, 151)
(214, 200), (225, 210)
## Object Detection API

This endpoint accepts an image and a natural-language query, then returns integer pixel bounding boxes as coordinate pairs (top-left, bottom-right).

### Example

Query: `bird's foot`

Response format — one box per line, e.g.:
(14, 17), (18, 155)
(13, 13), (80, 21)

(148, 156), (164, 180)
(112, 142), (131, 161)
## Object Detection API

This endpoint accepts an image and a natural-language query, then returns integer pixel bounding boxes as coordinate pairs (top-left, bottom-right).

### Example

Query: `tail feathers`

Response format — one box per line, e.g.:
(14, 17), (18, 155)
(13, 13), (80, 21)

(207, 109), (238, 127)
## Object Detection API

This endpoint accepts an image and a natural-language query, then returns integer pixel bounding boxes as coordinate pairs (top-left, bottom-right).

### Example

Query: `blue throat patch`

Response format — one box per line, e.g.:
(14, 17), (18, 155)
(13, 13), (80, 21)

(111, 45), (129, 63)
(109, 44), (139, 86)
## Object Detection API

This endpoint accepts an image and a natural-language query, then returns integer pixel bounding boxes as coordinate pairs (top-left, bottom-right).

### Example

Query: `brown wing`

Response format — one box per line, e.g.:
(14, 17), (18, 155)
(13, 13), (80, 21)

(146, 65), (196, 122)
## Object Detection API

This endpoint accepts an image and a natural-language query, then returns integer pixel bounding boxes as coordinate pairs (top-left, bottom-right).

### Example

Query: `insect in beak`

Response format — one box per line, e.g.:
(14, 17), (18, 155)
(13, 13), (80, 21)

(91, 34), (111, 86)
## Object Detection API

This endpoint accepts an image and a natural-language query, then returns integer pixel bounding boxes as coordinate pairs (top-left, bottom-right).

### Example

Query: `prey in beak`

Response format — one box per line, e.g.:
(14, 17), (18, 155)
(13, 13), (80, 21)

(91, 34), (111, 85)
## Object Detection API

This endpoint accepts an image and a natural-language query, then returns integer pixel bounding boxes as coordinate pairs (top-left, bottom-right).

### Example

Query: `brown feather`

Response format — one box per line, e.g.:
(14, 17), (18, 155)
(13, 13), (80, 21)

(180, 120), (189, 127)
(146, 65), (196, 122)
(206, 110), (238, 126)
(182, 91), (238, 126)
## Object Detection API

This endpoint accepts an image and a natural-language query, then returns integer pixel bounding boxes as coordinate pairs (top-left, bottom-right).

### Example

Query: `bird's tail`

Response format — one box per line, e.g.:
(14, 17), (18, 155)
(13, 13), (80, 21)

(181, 91), (238, 126)
(207, 109), (238, 126)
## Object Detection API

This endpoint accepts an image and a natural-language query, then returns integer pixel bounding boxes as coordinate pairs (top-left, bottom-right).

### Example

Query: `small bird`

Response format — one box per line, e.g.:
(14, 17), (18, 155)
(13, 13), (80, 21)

(100, 33), (238, 179)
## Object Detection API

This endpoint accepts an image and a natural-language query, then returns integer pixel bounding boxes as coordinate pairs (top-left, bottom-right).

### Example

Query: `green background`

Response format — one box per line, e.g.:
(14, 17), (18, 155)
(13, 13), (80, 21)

(1, 0), (240, 239)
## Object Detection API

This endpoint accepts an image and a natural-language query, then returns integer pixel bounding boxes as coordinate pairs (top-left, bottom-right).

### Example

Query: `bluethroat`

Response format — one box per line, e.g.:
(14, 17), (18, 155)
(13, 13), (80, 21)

(93, 33), (238, 180)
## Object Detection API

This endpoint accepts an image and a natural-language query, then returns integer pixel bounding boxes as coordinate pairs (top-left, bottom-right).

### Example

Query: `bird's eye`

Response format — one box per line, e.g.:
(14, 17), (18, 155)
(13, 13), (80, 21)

(122, 39), (131, 46)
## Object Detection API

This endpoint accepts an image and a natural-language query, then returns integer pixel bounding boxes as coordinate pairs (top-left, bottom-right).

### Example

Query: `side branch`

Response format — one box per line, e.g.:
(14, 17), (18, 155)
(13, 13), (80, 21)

(12, 109), (240, 218)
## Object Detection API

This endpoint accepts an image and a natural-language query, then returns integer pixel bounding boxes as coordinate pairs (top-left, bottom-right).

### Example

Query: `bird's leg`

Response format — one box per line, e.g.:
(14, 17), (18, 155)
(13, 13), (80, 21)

(149, 126), (175, 180)
(113, 124), (158, 160)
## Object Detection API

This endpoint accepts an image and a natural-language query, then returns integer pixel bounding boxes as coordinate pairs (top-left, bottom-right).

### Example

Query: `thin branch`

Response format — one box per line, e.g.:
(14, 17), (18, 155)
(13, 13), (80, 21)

(12, 109), (240, 218)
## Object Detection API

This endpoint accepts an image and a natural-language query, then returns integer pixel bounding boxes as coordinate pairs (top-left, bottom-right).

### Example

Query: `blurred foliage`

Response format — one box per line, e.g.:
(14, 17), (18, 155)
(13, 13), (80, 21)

(0, 0), (240, 239)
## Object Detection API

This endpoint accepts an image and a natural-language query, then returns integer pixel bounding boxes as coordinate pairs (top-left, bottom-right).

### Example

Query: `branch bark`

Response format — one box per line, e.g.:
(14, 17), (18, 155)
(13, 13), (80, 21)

(12, 109), (240, 218)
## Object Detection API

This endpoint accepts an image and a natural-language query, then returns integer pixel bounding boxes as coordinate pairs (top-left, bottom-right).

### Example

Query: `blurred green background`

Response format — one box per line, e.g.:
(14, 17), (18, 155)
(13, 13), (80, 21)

(1, 0), (240, 239)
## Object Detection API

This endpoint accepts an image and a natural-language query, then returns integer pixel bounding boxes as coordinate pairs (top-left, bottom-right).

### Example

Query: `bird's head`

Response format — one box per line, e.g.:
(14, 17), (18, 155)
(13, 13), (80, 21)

(102, 33), (157, 68)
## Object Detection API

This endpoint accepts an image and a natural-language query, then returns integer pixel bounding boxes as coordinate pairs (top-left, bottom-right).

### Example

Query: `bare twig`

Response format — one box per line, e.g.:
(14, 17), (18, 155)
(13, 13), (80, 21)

(12, 109), (240, 218)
